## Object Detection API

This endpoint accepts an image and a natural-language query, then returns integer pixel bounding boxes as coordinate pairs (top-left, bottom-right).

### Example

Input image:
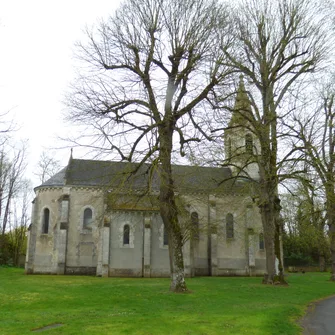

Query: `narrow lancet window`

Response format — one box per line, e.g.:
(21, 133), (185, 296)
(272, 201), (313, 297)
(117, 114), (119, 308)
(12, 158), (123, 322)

(245, 133), (253, 154)
(227, 138), (232, 160)
(83, 208), (93, 229)
(42, 208), (50, 234)
(123, 224), (130, 245)
(226, 213), (234, 239)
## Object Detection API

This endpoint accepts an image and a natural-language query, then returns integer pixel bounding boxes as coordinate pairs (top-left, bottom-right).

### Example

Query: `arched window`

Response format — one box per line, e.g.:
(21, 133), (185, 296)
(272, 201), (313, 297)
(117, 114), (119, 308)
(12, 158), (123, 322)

(191, 211), (199, 239)
(42, 208), (50, 234)
(227, 138), (232, 160)
(123, 224), (130, 245)
(83, 208), (93, 229)
(163, 226), (168, 246)
(226, 213), (234, 239)
(245, 133), (253, 154)
(259, 233), (265, 250)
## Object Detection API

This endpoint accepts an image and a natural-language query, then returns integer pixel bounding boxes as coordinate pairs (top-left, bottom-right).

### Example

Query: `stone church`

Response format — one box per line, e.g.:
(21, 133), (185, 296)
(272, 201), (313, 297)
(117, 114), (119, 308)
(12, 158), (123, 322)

(25, 80), (266, 278)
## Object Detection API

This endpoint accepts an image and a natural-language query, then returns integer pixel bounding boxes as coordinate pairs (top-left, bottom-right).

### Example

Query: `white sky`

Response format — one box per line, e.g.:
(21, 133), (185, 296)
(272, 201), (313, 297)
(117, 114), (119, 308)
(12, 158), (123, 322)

(0, 0), (121, 185)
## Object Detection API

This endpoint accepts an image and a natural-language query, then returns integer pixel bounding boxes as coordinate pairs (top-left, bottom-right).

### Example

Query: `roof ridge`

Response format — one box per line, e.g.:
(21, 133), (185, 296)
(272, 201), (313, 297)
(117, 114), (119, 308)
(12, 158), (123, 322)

(70, 158), (230, 170)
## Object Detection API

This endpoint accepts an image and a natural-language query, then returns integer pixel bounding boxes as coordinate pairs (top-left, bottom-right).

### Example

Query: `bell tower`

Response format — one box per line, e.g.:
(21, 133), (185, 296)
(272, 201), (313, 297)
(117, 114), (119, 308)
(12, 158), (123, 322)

(224, 76), (260, 180)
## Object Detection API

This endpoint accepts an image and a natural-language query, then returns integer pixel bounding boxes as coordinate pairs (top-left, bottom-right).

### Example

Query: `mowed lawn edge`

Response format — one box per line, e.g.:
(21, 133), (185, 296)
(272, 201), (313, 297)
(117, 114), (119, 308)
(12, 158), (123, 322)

(1, 268), (334, 335)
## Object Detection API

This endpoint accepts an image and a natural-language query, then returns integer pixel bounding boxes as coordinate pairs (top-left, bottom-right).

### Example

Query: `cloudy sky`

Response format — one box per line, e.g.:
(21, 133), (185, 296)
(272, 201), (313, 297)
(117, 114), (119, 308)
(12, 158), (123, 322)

(0, 0), (121, 184)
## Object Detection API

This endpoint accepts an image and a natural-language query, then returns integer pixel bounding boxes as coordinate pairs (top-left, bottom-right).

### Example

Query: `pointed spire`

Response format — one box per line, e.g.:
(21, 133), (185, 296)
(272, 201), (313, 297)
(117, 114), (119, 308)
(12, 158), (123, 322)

(65, 148), (74, 186)
(229, 75), (252, 127)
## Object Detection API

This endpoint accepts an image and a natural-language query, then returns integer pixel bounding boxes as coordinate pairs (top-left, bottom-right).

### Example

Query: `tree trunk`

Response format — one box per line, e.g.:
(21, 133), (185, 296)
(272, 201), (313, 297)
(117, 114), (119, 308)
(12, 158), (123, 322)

(328, 193), (335, 281)
(319, 255), (326, 272)
(329, 220), (335, 281)
(274, 198), (287, 284)
(259, 190), (286, 284)
(159, 183), (187, 292)
(159, 125), (187, 292)
(260, 202), (276, 284)
(166, 223), (187, 292)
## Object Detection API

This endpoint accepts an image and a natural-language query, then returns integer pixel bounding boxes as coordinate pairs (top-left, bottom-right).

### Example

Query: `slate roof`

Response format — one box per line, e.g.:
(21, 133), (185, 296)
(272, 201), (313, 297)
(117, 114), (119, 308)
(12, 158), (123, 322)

(40, 167), (67, 187)
(37, 158), (246, 194)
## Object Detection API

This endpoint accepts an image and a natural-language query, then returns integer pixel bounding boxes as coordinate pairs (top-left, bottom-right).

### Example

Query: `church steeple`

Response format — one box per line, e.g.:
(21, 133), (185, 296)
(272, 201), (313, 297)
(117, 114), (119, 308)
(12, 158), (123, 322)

(224, 76), (259, 180)
(229, 75), (252, 128)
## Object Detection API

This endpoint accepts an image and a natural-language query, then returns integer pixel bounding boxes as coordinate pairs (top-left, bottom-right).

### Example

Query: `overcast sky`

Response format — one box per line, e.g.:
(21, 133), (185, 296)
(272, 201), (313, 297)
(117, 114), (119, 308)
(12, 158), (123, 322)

(0, 0), (121, 185)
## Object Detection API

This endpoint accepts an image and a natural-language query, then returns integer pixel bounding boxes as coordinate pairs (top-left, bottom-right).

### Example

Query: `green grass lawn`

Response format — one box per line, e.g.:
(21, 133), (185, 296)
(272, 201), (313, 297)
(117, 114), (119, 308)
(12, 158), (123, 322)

(0, 268), (334, 335)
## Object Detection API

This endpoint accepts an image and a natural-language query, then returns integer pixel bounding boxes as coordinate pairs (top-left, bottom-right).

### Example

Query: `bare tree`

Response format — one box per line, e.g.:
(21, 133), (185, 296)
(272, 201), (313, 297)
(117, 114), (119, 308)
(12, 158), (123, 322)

(0, 110), (18, 146)
(281, 178), (329, 272)
(66, 0), (232, 291)
(217, 0), (334, 283)
(0, 143), (28, 264)
(291, 77), (335, 279)
(0, 144), (27, 235)
(7, 179), (31, 266)
(34, 151), (62, 184)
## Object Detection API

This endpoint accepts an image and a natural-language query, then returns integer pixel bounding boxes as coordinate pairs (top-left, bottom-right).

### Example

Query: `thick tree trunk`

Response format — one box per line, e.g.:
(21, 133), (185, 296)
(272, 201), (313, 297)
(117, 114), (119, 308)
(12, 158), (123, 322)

(167, 227), (187, 292)
(159, 125), (187, 292)
(259, 187), (286, 284)
(260, 202), (276, 284)
(160, 187), (187, 292)
(329, 221), (335, 281)
(330, 229), (335, 281)
(327, 193), (335, 281)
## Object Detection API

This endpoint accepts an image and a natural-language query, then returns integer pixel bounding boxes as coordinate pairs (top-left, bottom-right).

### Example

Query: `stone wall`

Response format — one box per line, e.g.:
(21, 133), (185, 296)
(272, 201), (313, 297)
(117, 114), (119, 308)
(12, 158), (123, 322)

(26, 186), (266, 277)
(65, 187), (104, 274)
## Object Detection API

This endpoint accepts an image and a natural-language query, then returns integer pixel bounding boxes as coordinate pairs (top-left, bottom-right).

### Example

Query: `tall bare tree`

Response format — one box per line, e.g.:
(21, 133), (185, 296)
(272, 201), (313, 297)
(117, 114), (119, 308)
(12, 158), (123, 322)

(291, 77), (335, 279)
(0, 143), (27, 264)
(7, 179), (31, 266)
(66, 0), (232, 291)
(0, 145), (27, 235)
(281, 179), (329, 272)
(217, 0), (334, 283)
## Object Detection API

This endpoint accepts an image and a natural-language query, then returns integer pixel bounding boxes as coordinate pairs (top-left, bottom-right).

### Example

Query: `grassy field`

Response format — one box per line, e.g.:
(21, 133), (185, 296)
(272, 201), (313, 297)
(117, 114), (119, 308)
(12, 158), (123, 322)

(0, 268), (334, 335)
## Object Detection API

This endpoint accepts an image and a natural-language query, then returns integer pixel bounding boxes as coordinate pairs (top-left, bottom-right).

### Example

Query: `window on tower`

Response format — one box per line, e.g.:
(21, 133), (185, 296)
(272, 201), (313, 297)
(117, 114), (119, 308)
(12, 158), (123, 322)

(83, 208), (93, 229)
(42, 208), (50, 234)
(245, 133), (253, 154)
(227, 137), (232, 160)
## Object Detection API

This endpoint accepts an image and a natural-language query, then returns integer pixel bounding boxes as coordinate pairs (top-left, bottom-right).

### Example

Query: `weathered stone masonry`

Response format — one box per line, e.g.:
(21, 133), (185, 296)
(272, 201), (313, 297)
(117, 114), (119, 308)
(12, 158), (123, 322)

(26, 158), (266, 277)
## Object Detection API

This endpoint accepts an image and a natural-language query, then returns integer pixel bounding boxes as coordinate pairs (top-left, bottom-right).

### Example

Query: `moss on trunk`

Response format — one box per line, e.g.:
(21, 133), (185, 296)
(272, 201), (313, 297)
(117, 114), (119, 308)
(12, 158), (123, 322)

(159, 124), (188, 293)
